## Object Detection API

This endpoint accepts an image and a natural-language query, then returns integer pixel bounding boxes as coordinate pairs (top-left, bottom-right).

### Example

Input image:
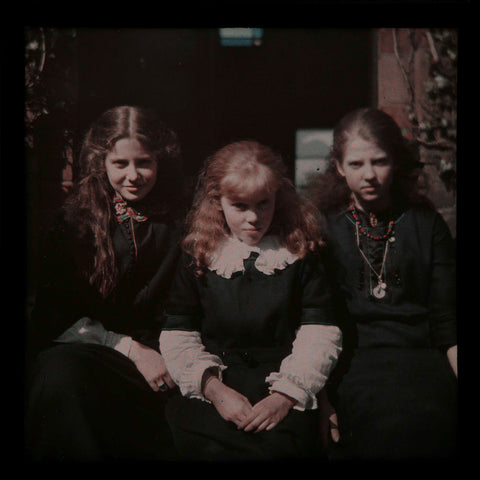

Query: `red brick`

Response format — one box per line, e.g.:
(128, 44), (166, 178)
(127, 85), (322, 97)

(377, 53), (411, 105)
(378, 28), (417, 54)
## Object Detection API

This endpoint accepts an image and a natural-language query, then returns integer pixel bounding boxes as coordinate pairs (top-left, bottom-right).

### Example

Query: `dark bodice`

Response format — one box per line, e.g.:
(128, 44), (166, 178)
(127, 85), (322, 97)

(29, 211), (182, 355)
(325, 206), (456, 349)
(164, 250), (335, 356)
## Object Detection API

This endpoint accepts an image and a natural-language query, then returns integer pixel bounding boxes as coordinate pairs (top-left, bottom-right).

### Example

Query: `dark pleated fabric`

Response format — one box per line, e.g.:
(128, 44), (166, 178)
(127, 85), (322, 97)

(328, 347), (457, 460)
(165, 351), (320, 462)
(25, 343), (179, 462)
(323, 207), (458, 460)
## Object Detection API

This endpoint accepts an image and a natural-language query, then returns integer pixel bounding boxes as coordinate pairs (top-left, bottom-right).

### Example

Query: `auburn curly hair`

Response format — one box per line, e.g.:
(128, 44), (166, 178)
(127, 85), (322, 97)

(183, 140), (324, 274)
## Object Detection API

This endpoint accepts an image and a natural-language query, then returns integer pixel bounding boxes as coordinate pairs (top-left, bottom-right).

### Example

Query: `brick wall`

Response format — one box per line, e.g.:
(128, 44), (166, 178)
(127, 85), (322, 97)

(377, 28), (457, 237)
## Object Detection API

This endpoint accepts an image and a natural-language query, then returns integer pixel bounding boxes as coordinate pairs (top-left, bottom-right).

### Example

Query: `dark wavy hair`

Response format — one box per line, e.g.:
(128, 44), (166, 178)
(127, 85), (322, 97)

(306, 107), (430, 214)
(183, 140), (325, 275)
(63, 105), (183, 297)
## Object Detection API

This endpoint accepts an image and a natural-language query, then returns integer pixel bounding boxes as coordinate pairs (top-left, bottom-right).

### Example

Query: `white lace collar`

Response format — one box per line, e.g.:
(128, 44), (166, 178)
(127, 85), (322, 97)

(208, 235), (299, 279)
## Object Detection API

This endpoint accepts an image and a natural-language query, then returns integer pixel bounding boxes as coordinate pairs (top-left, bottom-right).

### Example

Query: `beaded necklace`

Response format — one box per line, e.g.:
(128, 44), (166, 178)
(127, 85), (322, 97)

(350, 205), (396, 299)
(351, 205), (395, 242)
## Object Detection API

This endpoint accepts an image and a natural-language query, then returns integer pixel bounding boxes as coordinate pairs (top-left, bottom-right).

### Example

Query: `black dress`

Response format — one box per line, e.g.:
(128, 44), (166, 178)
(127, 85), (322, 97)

(25, 208), (182, 461)
(325, 205), (457, 459)
(161, 238), (340, 462)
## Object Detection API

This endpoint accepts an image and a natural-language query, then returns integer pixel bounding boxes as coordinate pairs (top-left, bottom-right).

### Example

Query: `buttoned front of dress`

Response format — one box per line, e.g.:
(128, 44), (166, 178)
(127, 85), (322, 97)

(326, 205), (456, 349)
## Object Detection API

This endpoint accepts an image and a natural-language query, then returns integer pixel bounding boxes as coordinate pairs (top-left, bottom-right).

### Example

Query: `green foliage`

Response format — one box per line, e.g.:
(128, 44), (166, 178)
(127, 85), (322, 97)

(404, 29), (457, 192)
(25, 28), (77, 149)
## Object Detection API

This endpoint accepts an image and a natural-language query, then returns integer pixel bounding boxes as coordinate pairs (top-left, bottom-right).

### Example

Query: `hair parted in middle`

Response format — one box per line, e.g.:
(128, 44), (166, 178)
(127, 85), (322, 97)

(183, 140), (325, 274)
(306, 107), (429, 214)
(63, 105), (183, 297)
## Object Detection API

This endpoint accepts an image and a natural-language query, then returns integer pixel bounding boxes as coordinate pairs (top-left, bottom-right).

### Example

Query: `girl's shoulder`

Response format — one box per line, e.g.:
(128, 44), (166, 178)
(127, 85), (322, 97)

(397, 204), (446, 228)
(35, 209), (94, 267)
(324, 203), (440, 223)
(323, 206), (352, 231)
(148, 212), (185, 236)
(43, 208), (81, 243)
(401, 205), (454, 242)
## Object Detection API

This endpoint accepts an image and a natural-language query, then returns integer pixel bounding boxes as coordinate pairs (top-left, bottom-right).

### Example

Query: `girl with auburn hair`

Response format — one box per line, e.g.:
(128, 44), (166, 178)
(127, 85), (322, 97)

(160, 140), (342, 461)
(26, 106), (184, 461)
(184, 140), (324, 273)
(307, 107), (457, 459)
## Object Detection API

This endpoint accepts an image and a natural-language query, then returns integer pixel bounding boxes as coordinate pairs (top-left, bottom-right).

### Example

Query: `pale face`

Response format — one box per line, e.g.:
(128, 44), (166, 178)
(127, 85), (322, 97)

(105, 138), (157, 202)
(220, 188), (276, 246)
(336, 136), (394, 212)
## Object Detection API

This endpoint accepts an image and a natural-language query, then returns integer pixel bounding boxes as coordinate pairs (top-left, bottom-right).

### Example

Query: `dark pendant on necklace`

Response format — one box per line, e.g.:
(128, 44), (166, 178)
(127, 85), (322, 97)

(369, 212), (378, 227)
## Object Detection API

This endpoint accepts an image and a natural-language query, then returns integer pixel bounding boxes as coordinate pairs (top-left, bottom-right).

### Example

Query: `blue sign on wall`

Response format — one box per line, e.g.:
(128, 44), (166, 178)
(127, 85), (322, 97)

(219, 28), (263, 47)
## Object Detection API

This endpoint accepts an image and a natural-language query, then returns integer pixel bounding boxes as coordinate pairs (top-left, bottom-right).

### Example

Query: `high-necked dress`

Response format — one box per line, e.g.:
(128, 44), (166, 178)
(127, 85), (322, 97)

(25, 196), (182, 461)
(324, 205), (457, 459)
(160, 235), (342, 461)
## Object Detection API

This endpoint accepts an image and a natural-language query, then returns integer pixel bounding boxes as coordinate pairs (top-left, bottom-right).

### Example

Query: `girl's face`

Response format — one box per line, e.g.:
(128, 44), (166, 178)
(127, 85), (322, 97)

(105, 138), (157, 202)
(220, 186), (276, 246)
(336, 136), (394, 212)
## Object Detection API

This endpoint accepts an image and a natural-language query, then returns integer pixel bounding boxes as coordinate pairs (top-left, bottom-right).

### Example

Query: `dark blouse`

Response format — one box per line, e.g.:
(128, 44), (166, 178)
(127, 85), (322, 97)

(325, 206), (456, 350)
(29, 211), (182, 357)
(163, 249), (336, 357)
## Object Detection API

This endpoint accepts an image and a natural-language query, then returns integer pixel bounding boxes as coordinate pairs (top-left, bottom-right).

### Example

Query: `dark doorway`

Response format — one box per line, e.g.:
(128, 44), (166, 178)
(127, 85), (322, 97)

(26, 27), (375, 294)
(74, 28), (375, 179)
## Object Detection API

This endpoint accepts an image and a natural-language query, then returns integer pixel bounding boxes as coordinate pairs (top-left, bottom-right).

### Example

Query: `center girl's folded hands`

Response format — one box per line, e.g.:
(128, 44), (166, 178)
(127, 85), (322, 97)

(204, 377), (254, 427)
(240, 392), (297, 433)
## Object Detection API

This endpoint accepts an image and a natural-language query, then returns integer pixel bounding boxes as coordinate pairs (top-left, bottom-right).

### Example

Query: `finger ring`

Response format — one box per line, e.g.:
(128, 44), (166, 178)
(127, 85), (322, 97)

(157, 381), (166, 389)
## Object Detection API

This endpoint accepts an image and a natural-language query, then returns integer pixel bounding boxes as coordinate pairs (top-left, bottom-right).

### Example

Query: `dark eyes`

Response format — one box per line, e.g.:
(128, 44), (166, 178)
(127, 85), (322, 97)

(232, 203), (247, 210)
(347, 158), (388, 167)
(232, 200), (270, 210)
(112, 160), (128, 167)
(348, 161), (362, 168)
(137, 159), (154, 167)
(112, 158), (153, 167)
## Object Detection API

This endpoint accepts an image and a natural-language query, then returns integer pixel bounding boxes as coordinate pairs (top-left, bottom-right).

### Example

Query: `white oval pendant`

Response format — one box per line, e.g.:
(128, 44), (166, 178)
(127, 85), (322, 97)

(373, 284), (386, 298)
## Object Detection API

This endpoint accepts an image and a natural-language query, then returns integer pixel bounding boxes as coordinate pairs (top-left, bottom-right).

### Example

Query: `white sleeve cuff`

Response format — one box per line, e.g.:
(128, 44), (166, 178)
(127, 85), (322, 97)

(266, 324), (342, 411)
(55, 317), (133, 356)
(112, 335), (134, 356)
(160, 330), (226, 400)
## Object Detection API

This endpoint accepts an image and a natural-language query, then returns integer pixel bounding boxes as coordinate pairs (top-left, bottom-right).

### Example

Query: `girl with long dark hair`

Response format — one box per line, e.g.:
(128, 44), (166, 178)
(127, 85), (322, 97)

(26, 106), (184, 461)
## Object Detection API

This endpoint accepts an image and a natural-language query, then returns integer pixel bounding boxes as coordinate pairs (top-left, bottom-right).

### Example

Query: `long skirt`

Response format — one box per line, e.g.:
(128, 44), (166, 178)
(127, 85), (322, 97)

(165, 350), (321, 462)
(328, 347), (457, 460)
(25, 343), (178, 462)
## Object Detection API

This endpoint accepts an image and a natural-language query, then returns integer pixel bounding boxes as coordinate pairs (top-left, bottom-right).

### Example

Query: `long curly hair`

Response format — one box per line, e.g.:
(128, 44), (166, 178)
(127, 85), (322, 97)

(63, 105), (183, 297)
(183, 140), (324, 274)
(306, 107), (430, 214)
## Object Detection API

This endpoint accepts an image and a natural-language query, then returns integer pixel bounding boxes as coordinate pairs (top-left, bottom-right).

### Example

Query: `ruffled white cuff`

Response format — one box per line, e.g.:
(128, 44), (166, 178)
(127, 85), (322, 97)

(266, 324), (342, 411)
(160, 330), (226, 400)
